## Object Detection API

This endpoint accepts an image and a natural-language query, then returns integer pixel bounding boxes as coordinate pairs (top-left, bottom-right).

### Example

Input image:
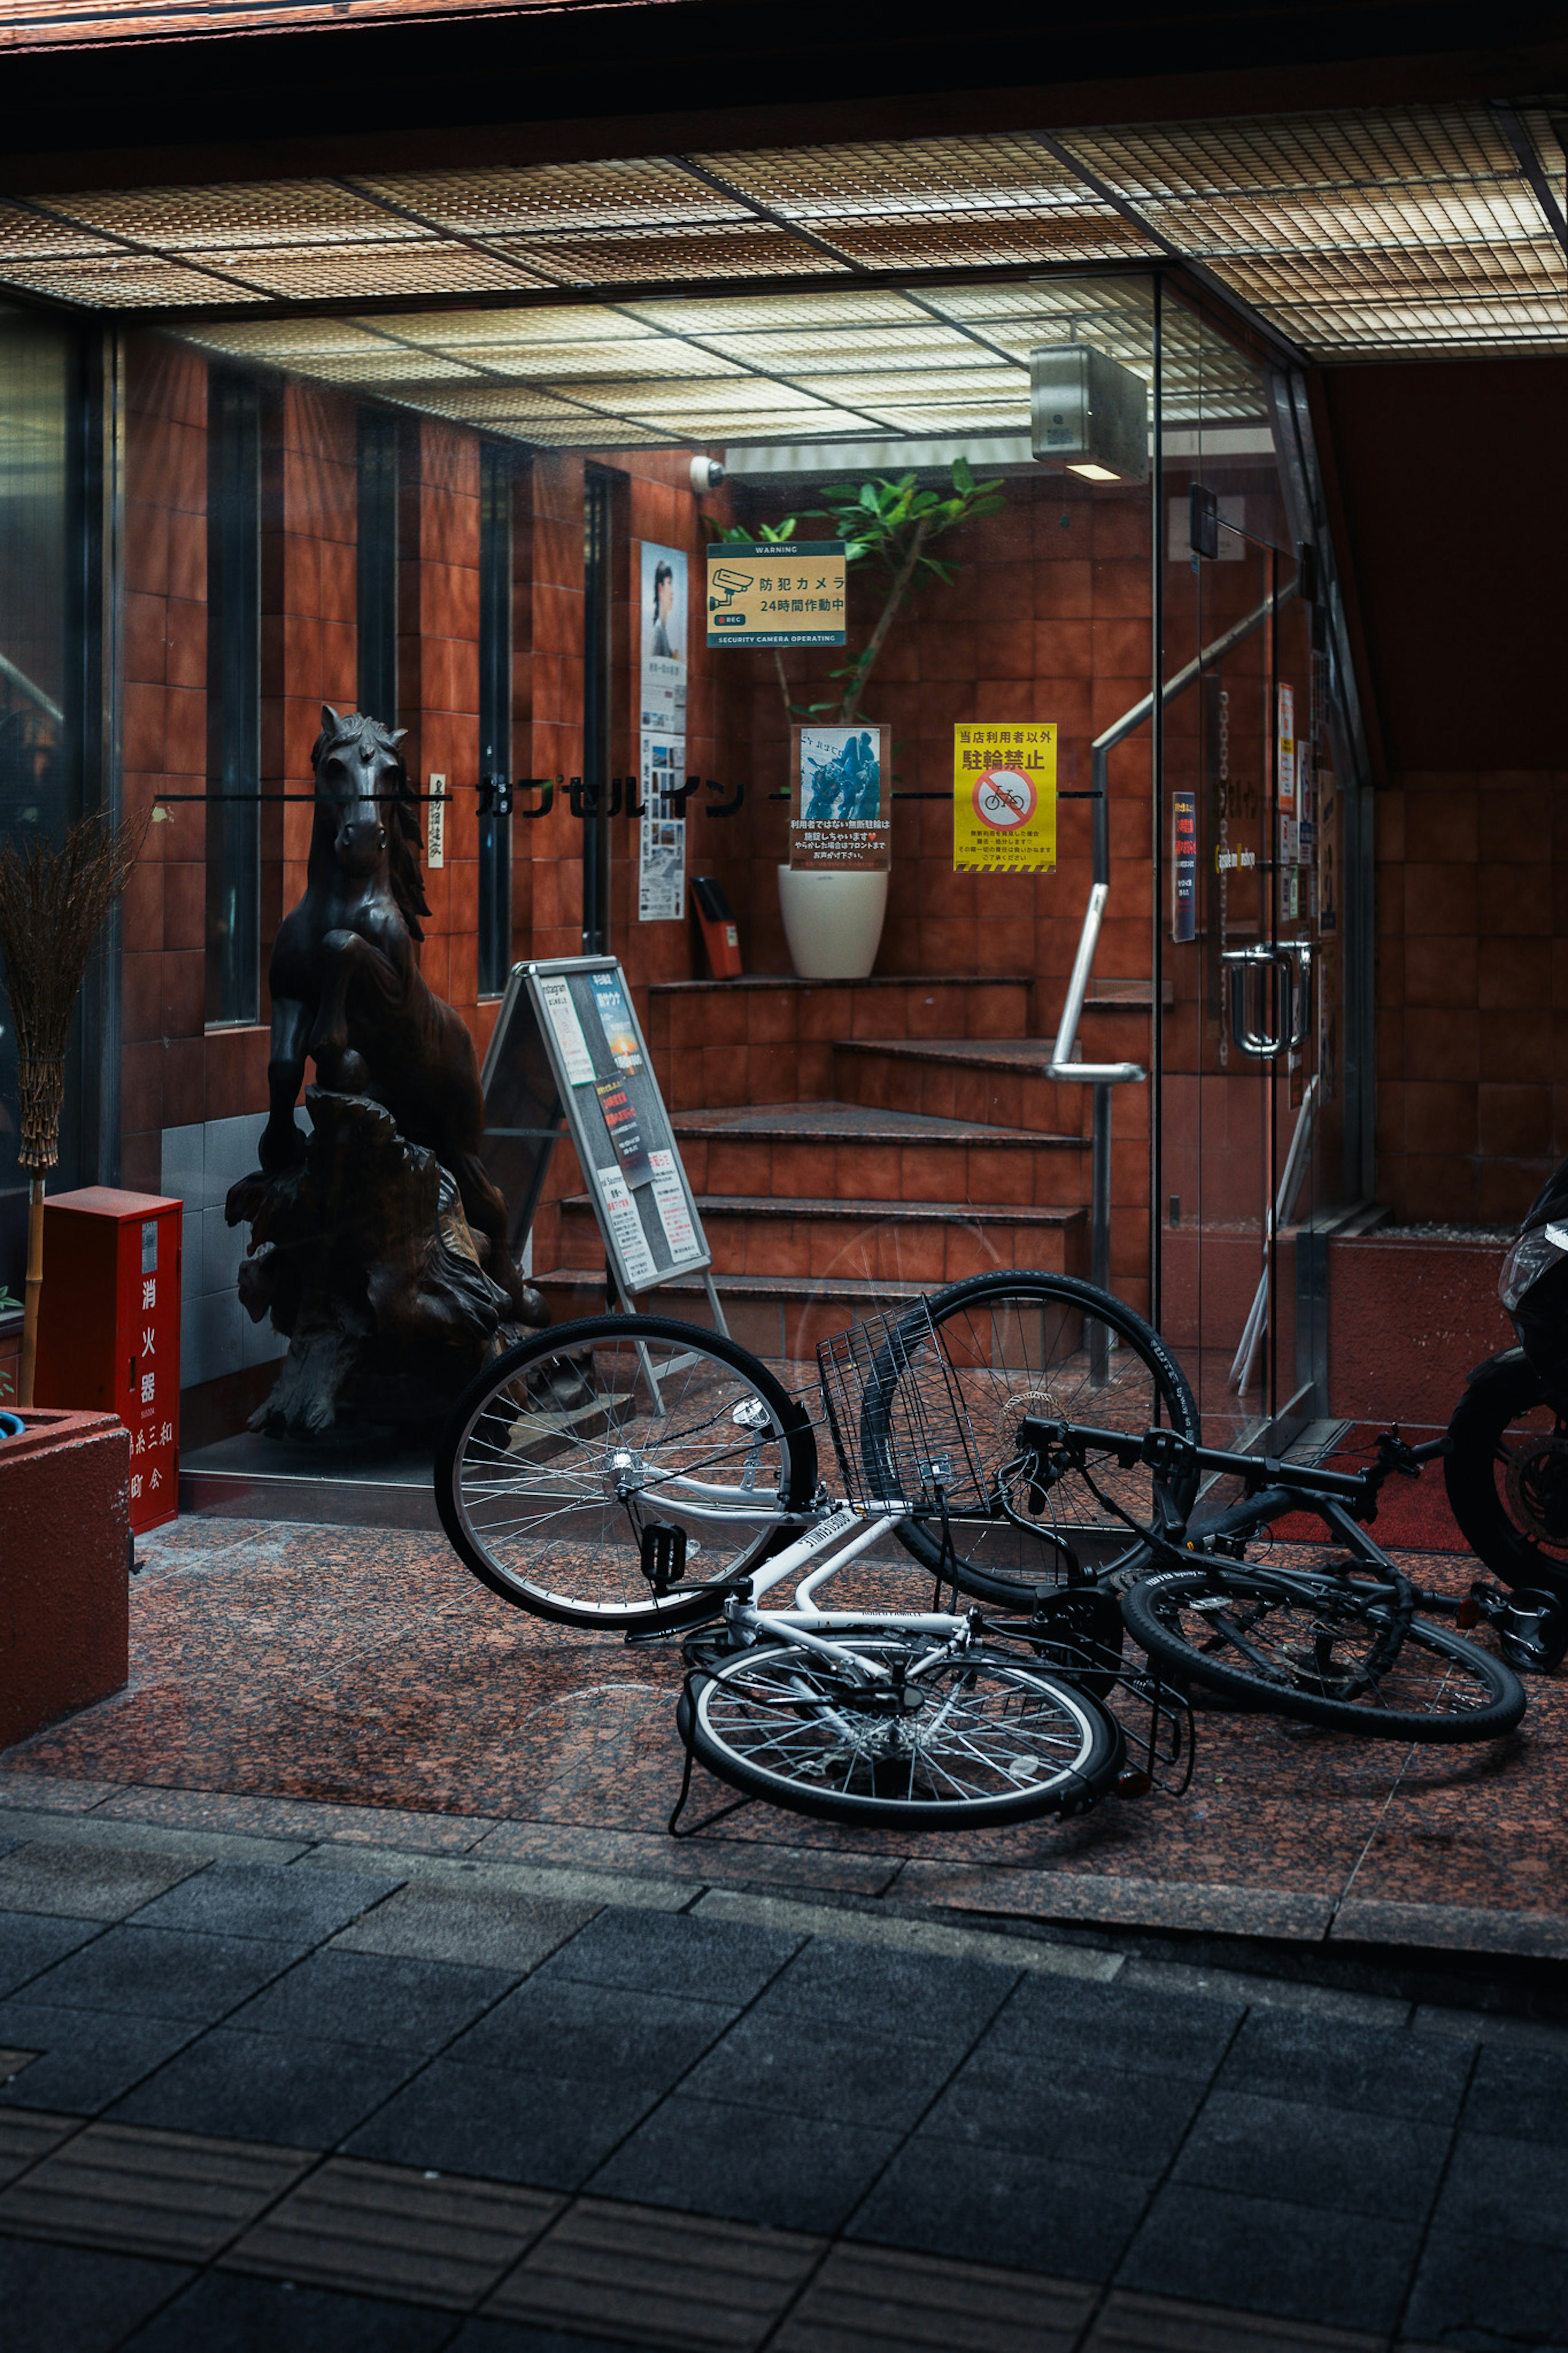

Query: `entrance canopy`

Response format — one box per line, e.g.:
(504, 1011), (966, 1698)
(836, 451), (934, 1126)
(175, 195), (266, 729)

(0, 104), (1558, 448)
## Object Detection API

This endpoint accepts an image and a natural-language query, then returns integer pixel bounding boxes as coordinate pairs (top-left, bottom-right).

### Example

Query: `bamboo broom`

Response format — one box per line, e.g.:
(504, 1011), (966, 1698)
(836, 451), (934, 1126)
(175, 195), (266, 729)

(0, 809), (147, 1406)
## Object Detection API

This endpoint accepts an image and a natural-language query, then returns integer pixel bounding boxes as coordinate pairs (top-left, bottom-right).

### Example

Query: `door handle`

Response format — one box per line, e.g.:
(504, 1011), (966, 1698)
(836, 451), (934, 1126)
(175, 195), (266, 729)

(1221, 944), (1298, 1058)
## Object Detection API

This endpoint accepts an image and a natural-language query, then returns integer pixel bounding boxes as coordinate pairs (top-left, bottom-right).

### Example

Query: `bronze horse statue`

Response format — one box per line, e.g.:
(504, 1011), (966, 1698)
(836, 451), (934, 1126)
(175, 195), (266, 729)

(258, 704), (528, 1318)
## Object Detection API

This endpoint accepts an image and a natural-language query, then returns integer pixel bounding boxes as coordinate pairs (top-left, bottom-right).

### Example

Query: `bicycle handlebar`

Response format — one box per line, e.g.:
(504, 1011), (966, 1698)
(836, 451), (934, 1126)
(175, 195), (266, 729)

(1016, 1416), (1449, 1510)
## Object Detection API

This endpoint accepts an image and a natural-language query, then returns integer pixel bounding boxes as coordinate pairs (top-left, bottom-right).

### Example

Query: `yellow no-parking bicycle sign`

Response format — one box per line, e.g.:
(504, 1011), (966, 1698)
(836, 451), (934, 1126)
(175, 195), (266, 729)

(953, 724), (1057, 873)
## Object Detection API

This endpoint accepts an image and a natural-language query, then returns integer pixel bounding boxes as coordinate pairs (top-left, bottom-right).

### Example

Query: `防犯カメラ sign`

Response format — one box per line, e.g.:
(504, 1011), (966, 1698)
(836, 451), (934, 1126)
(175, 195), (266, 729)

(707, 542), (846, 647)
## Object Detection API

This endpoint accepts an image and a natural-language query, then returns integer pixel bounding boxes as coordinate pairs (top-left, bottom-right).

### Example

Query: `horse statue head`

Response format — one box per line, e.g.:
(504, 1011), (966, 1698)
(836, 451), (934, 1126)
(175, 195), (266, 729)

(310, 703), (430, 941)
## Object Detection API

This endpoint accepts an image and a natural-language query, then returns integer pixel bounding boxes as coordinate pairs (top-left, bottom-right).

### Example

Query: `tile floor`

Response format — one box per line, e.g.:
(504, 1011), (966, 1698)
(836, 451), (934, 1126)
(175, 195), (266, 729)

(0, 1835), (1565, 2350)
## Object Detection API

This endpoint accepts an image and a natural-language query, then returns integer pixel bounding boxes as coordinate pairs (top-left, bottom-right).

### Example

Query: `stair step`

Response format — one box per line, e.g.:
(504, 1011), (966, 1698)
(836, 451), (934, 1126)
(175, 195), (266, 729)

(531, 1263), (1073, 1368)
(834, 1039), (1125, 1135)
(669, 1099), (1080, 1207)
(530, 1266), (927, 1368)
(646, 973), (1033, 1111)
(559, 1191), (1084, 1287)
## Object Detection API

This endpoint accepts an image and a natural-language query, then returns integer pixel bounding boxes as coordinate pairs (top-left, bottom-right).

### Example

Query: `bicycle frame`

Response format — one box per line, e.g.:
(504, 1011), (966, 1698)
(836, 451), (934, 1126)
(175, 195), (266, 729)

(1022, 1416), (1455, 1596)
(708, 1499), (978, 1683)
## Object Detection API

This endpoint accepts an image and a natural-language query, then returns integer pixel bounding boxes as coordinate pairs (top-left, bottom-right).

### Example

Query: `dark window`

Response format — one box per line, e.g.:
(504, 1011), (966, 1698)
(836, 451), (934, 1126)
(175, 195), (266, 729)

(478, 442), (512, 996)
(205, 370), (261, 1029)
(356, 409), (398, 727)
(581, 466), (612, 956)
(0, 303), (89, 1292)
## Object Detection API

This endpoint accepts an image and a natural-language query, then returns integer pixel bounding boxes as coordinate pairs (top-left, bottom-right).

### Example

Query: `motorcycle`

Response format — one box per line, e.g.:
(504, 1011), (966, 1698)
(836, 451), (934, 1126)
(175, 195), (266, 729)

(1445, 1158), (1568, 1672)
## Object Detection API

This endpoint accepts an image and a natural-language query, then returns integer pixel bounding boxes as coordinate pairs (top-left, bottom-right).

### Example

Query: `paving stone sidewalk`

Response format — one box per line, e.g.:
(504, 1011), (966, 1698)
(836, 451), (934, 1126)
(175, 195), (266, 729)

(0, 1809), (1566, 2352)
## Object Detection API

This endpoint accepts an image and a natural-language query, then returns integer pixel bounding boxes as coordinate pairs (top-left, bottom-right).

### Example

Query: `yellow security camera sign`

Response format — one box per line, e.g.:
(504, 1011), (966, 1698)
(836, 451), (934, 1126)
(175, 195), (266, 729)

(953, 724), (1057, 873)
(706, 542), (847, 647)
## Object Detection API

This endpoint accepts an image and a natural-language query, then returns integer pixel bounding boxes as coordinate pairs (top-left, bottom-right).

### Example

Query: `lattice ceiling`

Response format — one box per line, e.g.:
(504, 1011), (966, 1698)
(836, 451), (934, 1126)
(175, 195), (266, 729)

(0, 101), (1561, 445)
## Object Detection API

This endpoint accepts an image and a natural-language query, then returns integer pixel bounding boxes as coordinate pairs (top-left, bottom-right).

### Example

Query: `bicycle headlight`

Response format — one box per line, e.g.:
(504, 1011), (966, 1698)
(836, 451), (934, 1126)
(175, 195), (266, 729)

(1499, 1221), (1568, 1314)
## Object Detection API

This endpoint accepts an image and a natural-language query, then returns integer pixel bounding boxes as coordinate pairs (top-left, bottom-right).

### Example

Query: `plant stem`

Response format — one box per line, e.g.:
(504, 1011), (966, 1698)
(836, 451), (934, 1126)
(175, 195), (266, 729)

(839, 516), (931, 724)
(773, 649), (792, 736)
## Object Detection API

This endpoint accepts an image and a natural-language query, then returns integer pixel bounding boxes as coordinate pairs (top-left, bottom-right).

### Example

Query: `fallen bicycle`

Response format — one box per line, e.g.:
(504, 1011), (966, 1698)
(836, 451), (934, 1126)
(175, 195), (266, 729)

(433, 1270), (1527, 1831)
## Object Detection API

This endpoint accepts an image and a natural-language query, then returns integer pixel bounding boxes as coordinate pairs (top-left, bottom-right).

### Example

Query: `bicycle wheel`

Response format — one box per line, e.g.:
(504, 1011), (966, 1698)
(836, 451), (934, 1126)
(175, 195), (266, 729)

(863, 1270), (1200, 1605)
(1121, 1563), (1526, 1741)
(1445, 1356), (1568, 1598)
(436, 1315), (818, 1628)
(678, 1635), (1123, 1827)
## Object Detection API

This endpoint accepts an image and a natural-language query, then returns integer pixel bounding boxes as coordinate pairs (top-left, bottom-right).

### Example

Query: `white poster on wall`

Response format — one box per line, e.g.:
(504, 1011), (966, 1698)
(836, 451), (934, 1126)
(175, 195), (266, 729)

(639, 542), (688, 734)
(638, 729), (687, 921)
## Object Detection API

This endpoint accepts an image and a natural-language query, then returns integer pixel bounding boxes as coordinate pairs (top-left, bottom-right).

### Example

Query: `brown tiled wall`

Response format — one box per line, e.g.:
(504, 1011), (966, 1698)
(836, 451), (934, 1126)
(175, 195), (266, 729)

(1376, 769), (1566, 1224)
(399, 417), (482, 1029)
(119, 339), (210, 1193)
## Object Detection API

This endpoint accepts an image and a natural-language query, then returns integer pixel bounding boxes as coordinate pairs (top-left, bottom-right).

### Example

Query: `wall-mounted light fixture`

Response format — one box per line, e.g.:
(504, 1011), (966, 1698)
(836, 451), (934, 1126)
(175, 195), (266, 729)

(1029, 345), (1149, 484)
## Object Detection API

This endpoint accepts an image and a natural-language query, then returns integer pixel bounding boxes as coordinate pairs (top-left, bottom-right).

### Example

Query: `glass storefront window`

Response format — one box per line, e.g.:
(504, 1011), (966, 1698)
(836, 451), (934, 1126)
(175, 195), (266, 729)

(0, 302), (86, 1298)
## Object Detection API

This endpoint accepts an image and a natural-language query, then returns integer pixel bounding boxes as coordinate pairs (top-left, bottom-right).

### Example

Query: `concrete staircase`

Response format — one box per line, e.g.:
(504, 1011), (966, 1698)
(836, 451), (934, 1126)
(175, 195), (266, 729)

(532, 974), (1153, 1365)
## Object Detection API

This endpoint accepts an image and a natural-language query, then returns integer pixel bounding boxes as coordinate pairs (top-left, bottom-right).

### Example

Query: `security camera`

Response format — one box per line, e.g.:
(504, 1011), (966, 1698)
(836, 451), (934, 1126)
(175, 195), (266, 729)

(690, 455), (725, 493)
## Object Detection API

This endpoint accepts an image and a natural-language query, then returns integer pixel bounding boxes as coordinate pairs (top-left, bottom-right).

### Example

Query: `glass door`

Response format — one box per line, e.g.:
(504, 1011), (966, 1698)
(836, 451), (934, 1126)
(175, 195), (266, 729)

(1157, 293), (1345, 1449)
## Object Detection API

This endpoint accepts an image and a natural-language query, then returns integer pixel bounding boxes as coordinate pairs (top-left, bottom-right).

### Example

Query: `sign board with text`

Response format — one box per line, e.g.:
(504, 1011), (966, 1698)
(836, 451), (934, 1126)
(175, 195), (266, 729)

(707, 540), (846, 647)
(952, 724), (1058, 874)
(789, 722), (891, 871)
(479, 955), (711, 1301)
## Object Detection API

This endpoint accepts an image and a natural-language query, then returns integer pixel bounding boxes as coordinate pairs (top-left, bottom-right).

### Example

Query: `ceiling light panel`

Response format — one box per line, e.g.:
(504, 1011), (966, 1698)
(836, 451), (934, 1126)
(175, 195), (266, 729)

(787, 367), (1021, 403)
(1068, 105), (1521, 201)
(558, 375), (843, 415)
(383, 305), (660, 348)
(699, 328), (1004, 372)
(431, 338), (743, 380)
(351, 159), (748, 236)
(492, 222), (843, 283)
(625, 291), (932, 332)
(1261, 296), (1568, 352)
(208, 245), (542, 300)
(6, 255), (265, 306)
(0, 201), (121, 260)
(40, 178), (419, 250)
(1138, 184), (1548, 259)
(817, 208), (1158, 268)
(695, 134), (1101, 217)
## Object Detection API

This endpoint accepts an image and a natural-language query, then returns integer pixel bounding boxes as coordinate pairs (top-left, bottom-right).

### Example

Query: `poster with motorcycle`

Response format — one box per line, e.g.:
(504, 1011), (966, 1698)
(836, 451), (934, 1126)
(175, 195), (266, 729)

(788, 723), (891, 870)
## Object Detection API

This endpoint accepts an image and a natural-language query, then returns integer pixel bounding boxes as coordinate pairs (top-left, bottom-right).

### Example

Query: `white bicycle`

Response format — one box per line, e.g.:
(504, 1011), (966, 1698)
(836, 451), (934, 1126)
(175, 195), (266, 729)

(435, 1272), (1198, 1829)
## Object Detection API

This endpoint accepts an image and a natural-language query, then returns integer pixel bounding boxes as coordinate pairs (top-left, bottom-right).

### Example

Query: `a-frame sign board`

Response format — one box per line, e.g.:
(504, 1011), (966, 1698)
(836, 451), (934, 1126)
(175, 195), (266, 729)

(479, 954), (727, 1332)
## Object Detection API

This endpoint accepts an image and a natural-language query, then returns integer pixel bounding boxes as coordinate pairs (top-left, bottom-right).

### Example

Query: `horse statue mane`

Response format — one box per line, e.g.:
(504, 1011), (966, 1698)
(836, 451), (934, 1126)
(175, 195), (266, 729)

(310, 707), (432, 943)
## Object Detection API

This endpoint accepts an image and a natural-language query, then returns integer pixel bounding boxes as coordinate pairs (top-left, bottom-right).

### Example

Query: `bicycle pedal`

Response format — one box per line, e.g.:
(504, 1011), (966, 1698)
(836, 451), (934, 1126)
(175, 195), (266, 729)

(638, 1522), (688, 1594)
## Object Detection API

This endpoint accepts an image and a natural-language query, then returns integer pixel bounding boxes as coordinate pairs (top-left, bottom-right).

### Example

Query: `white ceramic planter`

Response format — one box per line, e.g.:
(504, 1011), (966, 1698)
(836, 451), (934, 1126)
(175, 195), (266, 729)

(777, 864), (890, 980)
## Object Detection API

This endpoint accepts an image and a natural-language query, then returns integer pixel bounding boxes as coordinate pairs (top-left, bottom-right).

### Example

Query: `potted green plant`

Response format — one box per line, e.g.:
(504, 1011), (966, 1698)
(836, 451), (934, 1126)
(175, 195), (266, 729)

(711, 461), (1004, 978)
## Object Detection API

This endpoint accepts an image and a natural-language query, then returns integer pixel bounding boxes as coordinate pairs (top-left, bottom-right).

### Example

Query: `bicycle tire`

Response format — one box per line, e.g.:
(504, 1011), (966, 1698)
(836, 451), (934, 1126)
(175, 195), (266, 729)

(436, 1314), (818, 1629)
(1121, 1563), (1526, 1742)
(1444, 1356), (1568, 1599)
(862, 1270), (1200, 1605)
(677, 1635), (1123, 1826)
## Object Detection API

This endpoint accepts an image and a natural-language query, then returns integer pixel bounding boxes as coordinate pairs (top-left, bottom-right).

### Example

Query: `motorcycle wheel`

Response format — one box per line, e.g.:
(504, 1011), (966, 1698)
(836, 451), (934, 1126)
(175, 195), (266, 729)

(1445, 1355), (1568, 1600)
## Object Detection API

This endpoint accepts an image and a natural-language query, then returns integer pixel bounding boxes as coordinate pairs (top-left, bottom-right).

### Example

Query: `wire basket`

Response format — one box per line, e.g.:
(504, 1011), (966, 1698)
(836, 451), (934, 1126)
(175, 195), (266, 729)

(816, 1300), (989, 1514)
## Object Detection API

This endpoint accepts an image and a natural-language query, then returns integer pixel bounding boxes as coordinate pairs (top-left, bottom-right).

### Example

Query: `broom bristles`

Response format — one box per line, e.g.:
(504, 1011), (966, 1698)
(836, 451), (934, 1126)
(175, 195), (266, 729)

(0, 807), (149, 1171)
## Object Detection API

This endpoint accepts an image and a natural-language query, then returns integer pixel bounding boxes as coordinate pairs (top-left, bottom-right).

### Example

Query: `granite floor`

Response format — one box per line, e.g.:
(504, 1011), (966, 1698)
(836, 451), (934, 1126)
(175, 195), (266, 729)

(1, 1515), (1565, 1964)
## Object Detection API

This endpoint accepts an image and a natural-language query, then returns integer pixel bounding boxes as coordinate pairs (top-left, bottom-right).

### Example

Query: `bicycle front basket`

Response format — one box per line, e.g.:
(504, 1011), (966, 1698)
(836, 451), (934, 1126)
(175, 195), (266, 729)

(817, 1300), (988, 1515)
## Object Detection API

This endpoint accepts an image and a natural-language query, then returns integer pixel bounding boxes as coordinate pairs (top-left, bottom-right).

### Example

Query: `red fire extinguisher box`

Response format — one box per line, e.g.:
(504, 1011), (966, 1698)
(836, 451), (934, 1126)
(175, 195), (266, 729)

(33, 1188), (182, 1535)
